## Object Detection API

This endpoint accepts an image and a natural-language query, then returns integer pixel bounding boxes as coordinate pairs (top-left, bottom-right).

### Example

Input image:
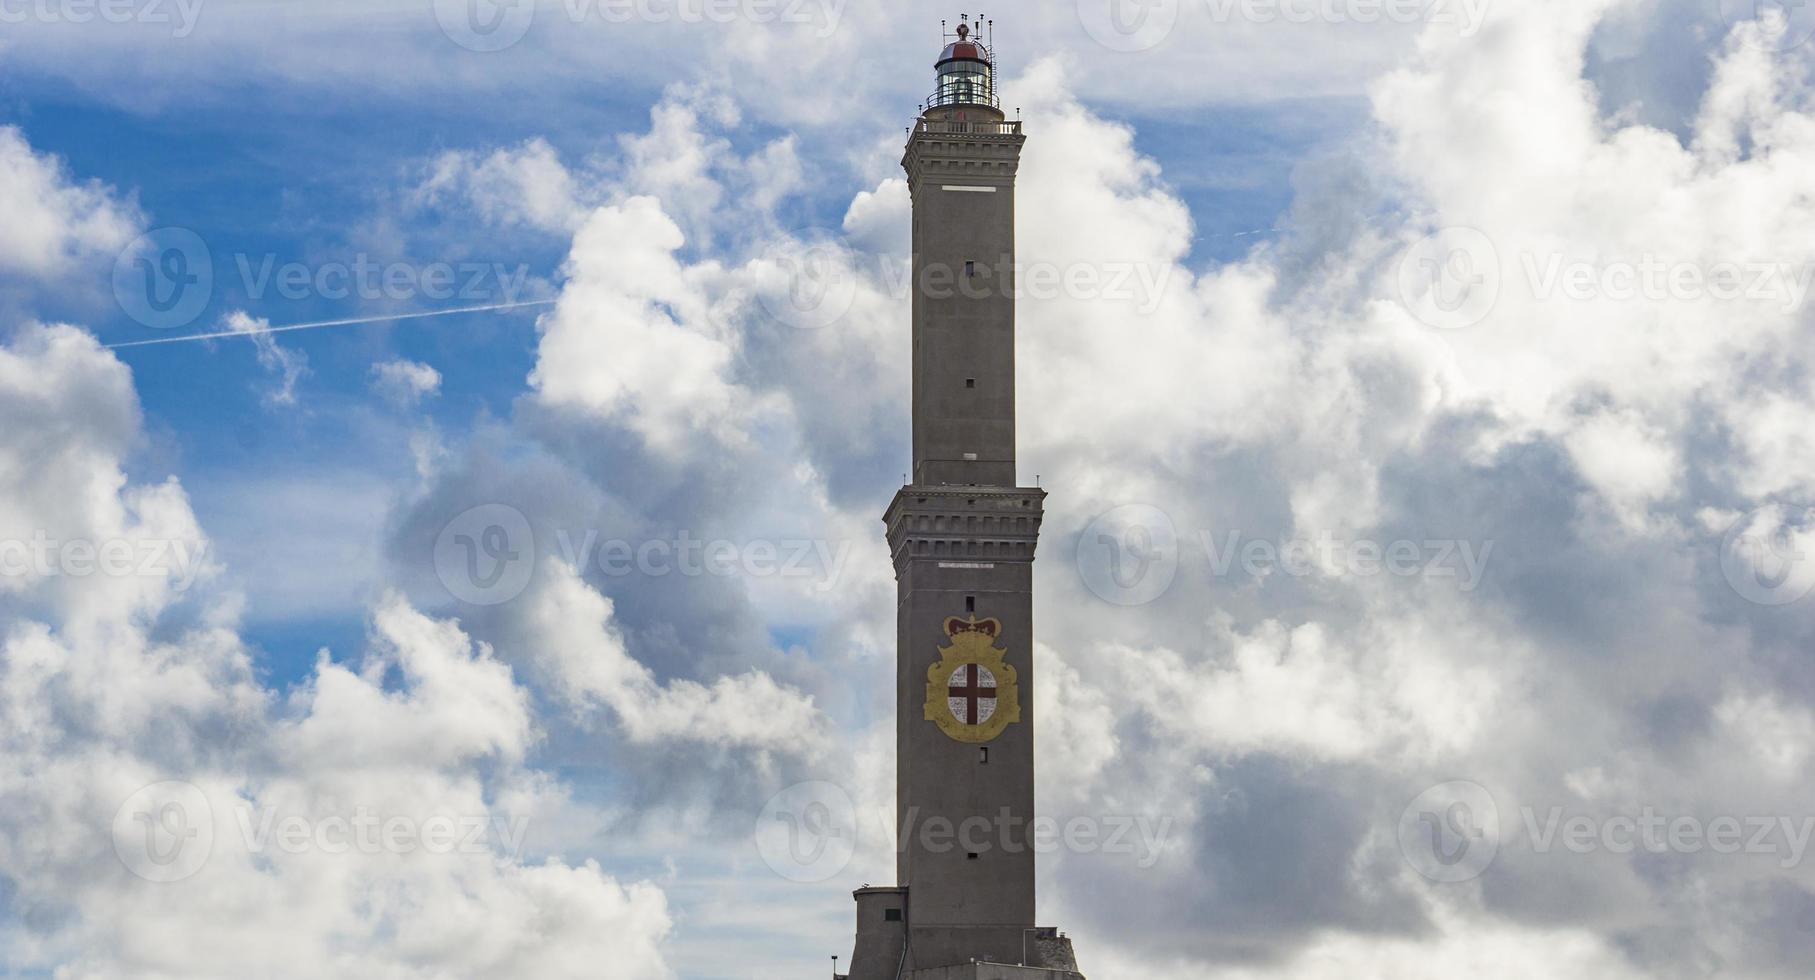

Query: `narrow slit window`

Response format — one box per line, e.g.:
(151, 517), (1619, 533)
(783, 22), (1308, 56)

(965, 595), (975, 612)
(979, 747), (989, 764)
(964, 260), (976, 278)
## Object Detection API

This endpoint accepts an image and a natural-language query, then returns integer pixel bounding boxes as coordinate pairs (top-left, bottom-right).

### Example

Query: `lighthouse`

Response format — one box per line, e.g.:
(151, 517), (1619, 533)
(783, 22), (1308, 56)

(838, 19), (1083, 979)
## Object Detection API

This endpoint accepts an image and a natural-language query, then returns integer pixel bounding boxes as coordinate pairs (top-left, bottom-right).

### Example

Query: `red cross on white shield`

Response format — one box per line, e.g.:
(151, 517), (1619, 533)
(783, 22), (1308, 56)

(946, 662), (999, 726)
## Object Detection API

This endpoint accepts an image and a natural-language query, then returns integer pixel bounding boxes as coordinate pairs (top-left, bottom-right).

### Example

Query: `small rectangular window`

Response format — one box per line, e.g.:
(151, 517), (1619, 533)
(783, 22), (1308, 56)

(965, 595), (975, 612)
(964, 260), (976, 278)
(965, 378), (976, 388)
(979, 747), (989, 764)
(884, 908), (902, 922)
(967, 852), (980, 861)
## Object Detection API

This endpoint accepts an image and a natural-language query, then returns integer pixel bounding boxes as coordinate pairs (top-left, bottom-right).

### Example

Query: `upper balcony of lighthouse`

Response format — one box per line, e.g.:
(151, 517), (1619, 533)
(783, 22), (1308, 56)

(919, 19), (1017, 133)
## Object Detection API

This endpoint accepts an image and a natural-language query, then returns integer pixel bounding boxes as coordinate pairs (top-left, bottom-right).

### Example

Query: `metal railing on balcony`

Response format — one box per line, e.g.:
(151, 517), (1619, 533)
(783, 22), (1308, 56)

(913, 118), (1024, 136)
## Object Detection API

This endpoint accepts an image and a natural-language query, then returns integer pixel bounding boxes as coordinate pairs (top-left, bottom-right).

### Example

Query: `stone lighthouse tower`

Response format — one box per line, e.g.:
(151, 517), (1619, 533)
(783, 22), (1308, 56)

(839, 19), (1083, 979)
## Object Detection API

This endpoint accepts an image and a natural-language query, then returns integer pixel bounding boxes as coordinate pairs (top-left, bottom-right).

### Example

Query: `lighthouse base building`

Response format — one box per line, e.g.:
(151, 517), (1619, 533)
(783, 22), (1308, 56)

(846, 881), (1082, 979)
(837, 20), (1084, 980)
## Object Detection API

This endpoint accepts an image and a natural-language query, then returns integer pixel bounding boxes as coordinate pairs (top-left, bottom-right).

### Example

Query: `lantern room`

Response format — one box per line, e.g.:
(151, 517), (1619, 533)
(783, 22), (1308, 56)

(925, 19), (1004, 122)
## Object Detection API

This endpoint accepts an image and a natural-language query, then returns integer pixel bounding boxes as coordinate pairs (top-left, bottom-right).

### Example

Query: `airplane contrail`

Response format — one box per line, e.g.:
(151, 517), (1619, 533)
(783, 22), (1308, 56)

(105, 299), (559, 350)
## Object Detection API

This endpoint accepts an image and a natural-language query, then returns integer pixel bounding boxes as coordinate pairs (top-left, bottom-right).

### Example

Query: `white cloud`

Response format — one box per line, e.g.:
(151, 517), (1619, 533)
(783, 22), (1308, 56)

(415, 138), (585, 235)
(219, 311), (309, 407)
(0, 323), (677, 978)
(508, 558), (825, 751)
(0, 127), (140, 280)
(371, 358), (443, 406)
(529, 195), (760, 456)
(1100, 613), (1503, 766)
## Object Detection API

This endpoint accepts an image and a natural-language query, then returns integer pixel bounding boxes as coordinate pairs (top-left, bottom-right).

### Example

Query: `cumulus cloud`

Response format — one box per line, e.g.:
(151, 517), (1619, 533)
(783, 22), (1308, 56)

(415, 138), (586, 236)
(0, 324), (676, 978)
(0, 127), (140, 281)
(529, 195), (760, 456)
(508, 558), (825, 750)
(994, 4), (1815, 974)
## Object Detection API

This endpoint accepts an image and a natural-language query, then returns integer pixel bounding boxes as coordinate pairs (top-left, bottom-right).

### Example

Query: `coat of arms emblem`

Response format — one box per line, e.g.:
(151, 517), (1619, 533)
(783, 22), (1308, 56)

(923, 616), (1021, 743)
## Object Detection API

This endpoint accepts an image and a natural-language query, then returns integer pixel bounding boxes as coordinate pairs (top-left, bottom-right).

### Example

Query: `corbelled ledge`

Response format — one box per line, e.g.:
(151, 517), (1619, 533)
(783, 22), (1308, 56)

(884, 485), (1046, 567)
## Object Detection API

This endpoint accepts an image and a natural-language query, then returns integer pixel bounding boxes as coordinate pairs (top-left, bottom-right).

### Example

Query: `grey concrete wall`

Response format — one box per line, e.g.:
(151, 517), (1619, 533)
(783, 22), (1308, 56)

(885, 486), (1043, 964)
(903, 119), (1025, 488)
(844, 886), (907, 980)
